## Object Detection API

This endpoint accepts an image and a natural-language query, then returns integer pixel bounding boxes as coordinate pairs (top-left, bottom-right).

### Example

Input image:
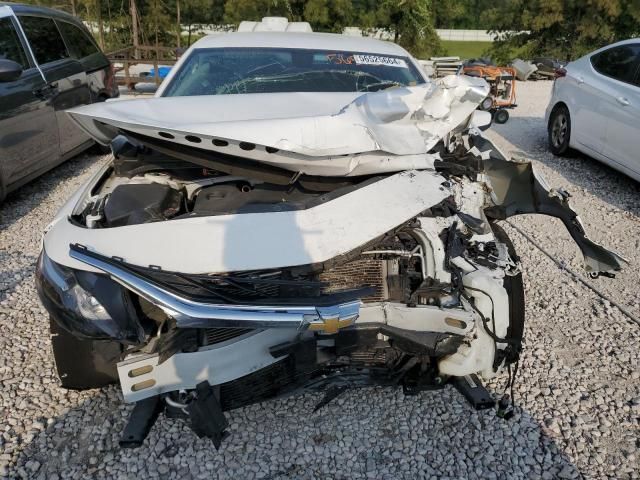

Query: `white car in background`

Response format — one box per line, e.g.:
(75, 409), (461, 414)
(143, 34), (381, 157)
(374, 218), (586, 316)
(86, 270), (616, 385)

(546, 39), (640, 181)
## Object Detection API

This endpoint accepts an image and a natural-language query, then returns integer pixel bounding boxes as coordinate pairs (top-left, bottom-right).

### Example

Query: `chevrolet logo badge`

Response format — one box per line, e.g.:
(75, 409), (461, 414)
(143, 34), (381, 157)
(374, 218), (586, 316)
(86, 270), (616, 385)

(308, 317), (355, 334)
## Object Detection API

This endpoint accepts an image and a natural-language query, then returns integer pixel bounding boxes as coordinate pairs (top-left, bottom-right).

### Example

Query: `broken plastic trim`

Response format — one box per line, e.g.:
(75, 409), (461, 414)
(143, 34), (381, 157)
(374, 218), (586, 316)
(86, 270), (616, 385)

(68, 244), (362, 330)
(472, 135), (628, 275)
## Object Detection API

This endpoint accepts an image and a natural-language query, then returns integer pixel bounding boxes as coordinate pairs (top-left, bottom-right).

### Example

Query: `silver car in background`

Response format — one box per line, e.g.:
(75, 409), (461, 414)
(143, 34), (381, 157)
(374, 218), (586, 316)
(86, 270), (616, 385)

(546, 39), (640, 181)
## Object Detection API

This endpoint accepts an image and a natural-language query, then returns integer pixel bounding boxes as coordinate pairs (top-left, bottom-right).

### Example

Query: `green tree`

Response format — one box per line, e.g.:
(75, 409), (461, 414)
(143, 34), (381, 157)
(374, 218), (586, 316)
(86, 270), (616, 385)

(486, 0), (640, 62)
(434, 0), (499, 29)
(141, 0), (173, 46)
(433, 0), (466, 29)
(373, 0), (443, 58)
(223, 0), (295, 24)
(223, 0), (354, 34)
(181, 0), (226, 46)
(304, 0), (355, 33)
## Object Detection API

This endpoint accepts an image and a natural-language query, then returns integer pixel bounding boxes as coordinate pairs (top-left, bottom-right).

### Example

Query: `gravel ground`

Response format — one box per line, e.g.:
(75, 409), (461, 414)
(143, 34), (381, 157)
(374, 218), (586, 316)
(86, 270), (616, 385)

(1, 81), (639, 479)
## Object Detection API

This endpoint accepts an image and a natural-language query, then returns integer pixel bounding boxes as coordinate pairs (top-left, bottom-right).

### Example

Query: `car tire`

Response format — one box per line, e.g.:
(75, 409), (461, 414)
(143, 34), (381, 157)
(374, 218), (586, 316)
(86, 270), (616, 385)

(50, 316), (121, 389)
(493, 109), (509, 124)
(548, 104), (571, 156)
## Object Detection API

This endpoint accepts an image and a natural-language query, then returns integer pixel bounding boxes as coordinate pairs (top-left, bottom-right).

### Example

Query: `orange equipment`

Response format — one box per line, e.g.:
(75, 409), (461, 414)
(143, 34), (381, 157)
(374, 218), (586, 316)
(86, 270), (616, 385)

(462, 65), (517, 124)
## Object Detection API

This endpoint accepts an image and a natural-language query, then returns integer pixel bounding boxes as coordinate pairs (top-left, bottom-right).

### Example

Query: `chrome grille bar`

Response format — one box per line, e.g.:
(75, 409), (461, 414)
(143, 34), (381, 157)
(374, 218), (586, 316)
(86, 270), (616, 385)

(70, 246), (361, 330)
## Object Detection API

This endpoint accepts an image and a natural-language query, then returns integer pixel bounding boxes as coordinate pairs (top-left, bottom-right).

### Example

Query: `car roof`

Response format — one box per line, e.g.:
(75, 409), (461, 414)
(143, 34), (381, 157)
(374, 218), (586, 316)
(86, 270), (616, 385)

(608, 38), (640, 47)
(585, 38), (640, 57)
(192, 32), (414, 57)
(0, 2), (84, 26)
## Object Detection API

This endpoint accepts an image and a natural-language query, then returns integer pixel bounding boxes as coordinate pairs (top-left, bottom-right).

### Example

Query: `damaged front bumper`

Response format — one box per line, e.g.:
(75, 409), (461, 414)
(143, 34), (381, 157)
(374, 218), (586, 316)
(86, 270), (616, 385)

(69, 243), (362, 331)
(38, 243), (478, 404)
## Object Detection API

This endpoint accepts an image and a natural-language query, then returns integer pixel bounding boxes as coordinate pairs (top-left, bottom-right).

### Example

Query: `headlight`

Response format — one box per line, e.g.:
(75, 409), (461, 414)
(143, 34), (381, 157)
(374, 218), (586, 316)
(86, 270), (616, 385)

(68, 284), (113, 321)
(36, 251), (144, 343)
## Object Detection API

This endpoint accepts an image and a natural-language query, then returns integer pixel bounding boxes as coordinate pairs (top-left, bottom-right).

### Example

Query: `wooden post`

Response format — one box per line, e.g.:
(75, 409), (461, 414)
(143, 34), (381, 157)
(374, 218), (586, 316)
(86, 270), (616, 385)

(130, 0), (139, 59)
(96, 0), (105, 50)
(176, 0), (181, 48)
(154, 0), (160, 85)
(124, 48), (132, 90)
(154, 47), (160, 86)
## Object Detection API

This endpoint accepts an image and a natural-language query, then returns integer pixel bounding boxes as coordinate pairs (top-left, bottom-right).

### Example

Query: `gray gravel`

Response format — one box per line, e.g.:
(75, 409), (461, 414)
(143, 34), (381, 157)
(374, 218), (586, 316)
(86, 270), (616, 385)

(1, 81), (639, 479)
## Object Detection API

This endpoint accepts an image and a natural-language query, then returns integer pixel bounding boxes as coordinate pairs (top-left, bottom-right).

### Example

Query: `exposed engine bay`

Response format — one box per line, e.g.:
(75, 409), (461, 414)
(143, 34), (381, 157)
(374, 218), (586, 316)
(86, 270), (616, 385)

(36, 73), (626, 450)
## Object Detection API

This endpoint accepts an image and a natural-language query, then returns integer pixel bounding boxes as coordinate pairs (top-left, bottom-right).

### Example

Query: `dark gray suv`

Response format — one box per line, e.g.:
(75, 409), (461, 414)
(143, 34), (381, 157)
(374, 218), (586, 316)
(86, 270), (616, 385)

(0, 2), (118, 201)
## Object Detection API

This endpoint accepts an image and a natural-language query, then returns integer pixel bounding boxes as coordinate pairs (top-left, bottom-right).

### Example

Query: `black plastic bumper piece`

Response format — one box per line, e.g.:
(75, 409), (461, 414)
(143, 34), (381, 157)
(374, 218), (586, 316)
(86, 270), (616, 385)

(187, 381), (229, 449)
(452, 374), (495, 410)
(120, 396), (163, 448)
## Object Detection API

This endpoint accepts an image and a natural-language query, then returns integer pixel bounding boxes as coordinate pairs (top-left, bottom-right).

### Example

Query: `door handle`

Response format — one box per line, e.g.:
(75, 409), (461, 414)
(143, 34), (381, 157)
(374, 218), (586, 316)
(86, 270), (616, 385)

(616, 96), (630, 106)
(576, 75), (585, 84)
(32, 83), (58, 98)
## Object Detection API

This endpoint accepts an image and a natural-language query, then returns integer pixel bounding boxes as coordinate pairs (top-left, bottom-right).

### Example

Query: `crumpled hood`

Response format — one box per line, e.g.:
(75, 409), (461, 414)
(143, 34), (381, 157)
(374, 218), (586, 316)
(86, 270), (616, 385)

(66, 75), (490, 176)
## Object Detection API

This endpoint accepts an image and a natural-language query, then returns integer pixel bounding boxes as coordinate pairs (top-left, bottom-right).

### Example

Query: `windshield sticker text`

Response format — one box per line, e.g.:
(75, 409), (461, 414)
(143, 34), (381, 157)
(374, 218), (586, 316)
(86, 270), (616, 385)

(353, 55), (408, 68)
(326, 54), (356, 64)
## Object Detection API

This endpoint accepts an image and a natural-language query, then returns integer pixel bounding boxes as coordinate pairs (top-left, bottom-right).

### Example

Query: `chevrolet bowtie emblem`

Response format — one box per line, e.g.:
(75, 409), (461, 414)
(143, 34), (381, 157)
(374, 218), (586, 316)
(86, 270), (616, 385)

(308, 316), (355, 334)
(305, 302), (361, 334)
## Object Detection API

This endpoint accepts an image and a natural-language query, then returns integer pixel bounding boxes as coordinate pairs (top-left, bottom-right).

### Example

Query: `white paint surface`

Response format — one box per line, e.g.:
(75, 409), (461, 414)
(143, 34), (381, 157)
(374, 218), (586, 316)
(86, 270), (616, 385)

(118, 329), (297, 402)
(66, 76), (489, 176)
(45, 170), (451, 274)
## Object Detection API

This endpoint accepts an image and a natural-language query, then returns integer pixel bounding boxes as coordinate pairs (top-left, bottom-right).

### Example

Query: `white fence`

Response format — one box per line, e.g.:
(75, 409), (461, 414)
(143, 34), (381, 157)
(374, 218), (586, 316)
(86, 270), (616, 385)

(181, 25), (501, 42)
(345, 27), (497, 42)
(436, 29), (496, 42)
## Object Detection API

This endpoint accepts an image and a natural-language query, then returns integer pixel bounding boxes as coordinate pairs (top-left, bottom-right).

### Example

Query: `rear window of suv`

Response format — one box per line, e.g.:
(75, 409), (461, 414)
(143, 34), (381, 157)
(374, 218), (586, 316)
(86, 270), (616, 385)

(56, 21), (100, 59)
(590, 44), (640, 84)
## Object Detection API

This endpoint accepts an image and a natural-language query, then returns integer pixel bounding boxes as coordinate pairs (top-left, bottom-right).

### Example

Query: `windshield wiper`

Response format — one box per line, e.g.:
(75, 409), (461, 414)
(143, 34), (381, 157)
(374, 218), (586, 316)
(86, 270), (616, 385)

(359, 81), (402, 92)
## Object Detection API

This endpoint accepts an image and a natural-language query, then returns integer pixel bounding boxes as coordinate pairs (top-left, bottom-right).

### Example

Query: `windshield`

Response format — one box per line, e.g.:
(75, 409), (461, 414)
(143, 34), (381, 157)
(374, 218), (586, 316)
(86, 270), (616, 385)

(162, 47), (426, 97)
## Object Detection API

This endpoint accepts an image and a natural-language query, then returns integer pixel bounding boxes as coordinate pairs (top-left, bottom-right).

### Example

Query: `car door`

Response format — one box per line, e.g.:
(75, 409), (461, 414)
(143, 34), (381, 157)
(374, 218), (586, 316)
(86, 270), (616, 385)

(589, 43), (640, 177)
(55, 19), (113, 103)
(17, 14), (92, 157)
(0, 9), (59, 192)
(568, 56), (610, 155)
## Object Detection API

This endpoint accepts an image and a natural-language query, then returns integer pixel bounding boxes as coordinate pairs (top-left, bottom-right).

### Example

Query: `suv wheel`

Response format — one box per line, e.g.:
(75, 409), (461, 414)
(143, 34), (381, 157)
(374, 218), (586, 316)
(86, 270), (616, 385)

(548, 105), (571, 156)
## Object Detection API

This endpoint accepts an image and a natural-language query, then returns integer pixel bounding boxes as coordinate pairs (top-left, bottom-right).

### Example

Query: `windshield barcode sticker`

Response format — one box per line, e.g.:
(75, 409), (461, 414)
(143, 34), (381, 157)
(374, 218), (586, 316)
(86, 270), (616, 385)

(353, 55), (408, 68)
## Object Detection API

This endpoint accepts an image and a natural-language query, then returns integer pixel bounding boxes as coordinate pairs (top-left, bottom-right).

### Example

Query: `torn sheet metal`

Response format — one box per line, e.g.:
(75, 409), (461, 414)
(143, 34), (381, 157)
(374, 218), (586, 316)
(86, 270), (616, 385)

(481, 155), (627, 275)
(66, 75), (489, 177)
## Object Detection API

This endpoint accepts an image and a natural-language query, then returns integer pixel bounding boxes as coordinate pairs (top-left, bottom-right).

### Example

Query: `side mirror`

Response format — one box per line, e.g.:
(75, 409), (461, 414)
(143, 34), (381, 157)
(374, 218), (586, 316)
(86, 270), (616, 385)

(0, 59), (23, 82)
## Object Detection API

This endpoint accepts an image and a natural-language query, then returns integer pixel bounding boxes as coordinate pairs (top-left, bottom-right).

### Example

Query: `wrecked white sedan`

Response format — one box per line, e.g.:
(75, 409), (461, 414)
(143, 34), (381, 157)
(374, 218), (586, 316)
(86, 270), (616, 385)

(36, 30), (625, 448)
